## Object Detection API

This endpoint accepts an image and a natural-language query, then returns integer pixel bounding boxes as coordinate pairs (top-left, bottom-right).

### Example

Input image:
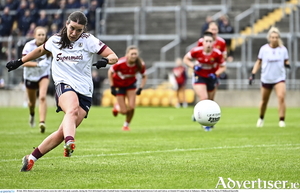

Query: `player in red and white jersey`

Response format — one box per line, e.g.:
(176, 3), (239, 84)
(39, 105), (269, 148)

(249, 27), (290, 128)
(184, 31), (226, 131)
(6, 11), (118, 172)
(197, 21), (227, 59)
(184, 31), (226, 100)
(172, 58), (188, 108)
(108, 45), (147, 131)
(22, 26), (51, 133)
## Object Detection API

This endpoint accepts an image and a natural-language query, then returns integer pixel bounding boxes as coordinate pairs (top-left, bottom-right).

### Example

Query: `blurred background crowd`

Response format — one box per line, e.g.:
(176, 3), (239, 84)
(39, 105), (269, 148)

(0, 0), (104, 59)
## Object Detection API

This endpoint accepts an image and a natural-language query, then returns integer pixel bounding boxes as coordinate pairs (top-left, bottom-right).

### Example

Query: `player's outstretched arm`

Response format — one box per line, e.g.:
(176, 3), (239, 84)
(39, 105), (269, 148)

(6, 45), (49, 72)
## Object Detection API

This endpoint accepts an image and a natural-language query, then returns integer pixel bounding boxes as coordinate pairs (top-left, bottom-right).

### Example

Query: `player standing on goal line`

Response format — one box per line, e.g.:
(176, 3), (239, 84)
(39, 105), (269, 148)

(249, 26), (290, 128)
(183, 31), (226, 131)
(108, 45), (147, 131)
(6, 11), (118, 172)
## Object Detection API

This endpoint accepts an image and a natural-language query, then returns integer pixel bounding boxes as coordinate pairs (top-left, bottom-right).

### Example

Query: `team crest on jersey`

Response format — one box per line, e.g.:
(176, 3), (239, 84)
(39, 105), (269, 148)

(64, 85), (71, 90)
(79, 43), (83, 47)
(210, 58), (215, 62)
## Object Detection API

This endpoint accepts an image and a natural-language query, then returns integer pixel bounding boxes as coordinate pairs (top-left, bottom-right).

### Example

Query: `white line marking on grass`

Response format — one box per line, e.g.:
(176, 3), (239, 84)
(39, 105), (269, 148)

(3, 143), (300, 162)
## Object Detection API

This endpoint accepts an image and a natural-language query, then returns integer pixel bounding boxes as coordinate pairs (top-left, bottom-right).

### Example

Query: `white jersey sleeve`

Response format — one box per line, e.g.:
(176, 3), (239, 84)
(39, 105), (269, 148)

(83, 33), (107, 55)
(257, 45), (264, 60)
(44, 35), (55, 53)
(283, 46), (289, 60)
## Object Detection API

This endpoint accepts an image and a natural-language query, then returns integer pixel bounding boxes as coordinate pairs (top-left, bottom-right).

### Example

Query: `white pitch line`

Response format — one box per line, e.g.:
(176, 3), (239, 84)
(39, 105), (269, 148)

(2, 143), (300, 162)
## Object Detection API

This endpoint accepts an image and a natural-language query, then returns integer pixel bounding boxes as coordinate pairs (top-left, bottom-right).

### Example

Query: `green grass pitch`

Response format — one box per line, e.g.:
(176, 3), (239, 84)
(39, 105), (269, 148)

(0, 106), (299, 189)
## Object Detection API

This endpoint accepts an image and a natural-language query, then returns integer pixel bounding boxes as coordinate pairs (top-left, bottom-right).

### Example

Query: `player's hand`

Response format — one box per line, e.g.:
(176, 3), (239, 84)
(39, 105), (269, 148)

(110, 86), (117, 96)
(6, 59), (24, 72)
(136, 88), (142, 95)
(208, 73), (217, 80)
(284, 64), (291, 69)
(92, 57), (109, 69)
(193, 65), (202, 71)
(249, 74), (255, 85)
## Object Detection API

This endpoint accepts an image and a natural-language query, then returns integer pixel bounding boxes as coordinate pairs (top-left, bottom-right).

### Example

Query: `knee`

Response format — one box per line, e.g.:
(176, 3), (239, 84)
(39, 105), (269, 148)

(39, 95), (47, 103)
(66, 106), (80, 117)
(120, 109), (127, 115)
(28, 101), (34, 107)
(278, 95), (285, 103)
(127, 105), (135, 111)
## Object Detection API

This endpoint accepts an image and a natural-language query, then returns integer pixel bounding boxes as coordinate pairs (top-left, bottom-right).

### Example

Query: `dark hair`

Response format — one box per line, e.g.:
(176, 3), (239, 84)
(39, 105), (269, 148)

(58, 11), (87, 49)
(126, 45), (143, 72)
(203, 31), (213, 38)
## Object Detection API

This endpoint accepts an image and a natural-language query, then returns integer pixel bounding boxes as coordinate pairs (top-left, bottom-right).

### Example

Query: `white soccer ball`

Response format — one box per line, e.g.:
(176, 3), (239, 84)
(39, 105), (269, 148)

(193, 100), (221, 126)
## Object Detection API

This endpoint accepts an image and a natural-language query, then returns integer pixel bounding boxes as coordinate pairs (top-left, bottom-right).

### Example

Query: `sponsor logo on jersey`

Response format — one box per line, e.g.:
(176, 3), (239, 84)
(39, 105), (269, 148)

(56, 53), (83, 62)
(268, 59), (280, 63)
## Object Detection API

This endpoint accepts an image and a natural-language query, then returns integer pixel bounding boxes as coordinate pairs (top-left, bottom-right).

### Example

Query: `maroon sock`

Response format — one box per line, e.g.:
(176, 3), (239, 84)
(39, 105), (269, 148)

(32, 148), (43, 160)
(65, 136), (74, 143)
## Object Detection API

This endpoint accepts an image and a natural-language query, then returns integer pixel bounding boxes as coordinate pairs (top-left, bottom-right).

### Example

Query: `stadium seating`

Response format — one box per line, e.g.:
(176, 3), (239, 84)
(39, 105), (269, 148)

(231, 0), (298, 51)
(100, 87), (195, 107)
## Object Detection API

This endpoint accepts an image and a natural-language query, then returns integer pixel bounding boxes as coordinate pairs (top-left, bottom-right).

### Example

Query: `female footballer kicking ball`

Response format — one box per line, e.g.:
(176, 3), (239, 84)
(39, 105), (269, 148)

(6, 11), (118, 172)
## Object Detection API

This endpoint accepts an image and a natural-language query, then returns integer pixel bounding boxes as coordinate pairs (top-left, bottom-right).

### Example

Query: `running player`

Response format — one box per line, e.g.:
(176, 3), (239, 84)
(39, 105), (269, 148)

(249, 27), (290, 128)
(6, 11), (118, 172)
(22, 26), (51, 133)
(108, 45), (147, 131)
(184, 31), (226, 131)
(198, 21), (227, 60)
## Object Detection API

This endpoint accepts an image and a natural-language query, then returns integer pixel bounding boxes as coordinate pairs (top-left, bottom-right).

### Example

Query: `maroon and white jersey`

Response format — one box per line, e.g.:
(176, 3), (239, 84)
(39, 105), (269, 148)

(110, 56), (146, 87)
(198, 36), (227, 56)
(258, 44), (289, 83)
(22, 39), (51, 81)
(44, 33), (107, 97)
(186, 46), (225, 78)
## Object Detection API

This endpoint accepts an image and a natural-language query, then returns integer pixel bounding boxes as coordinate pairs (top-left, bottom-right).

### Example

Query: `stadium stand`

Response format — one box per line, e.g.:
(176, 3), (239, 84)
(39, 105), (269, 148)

(0, 0), (300, 106)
